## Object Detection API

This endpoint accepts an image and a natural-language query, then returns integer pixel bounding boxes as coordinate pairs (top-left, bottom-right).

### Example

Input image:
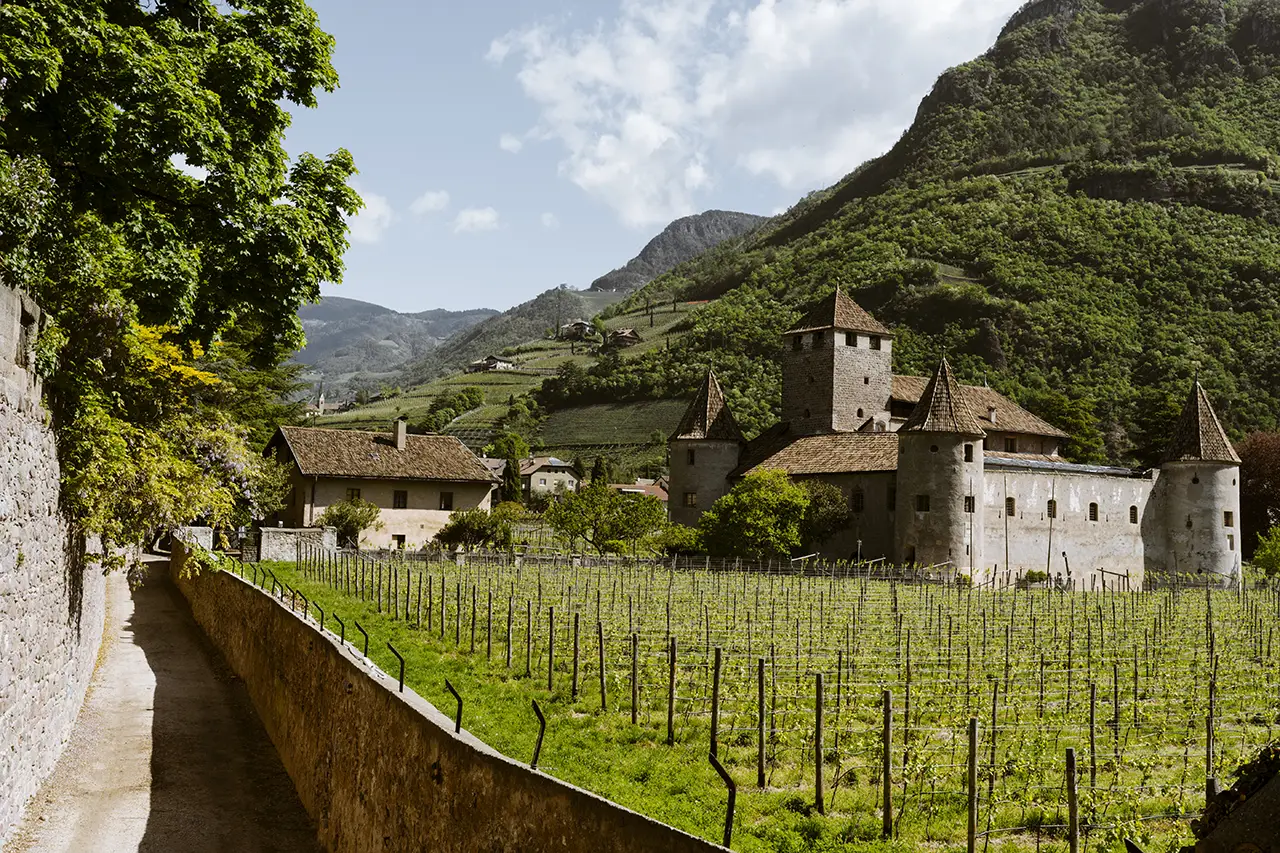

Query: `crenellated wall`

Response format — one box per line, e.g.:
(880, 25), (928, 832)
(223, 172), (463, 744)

(0, 285), (107, 844)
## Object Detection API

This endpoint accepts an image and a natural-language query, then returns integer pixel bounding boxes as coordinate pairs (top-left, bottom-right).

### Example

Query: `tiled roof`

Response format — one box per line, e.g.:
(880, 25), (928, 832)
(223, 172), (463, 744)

(732, 425), (899, 477)
(519, 456), (577, 476)
(1164, 382), (1240, 464)
(672, 370), (746, 442)
(786, 287), (892, 336)
(900, 358), (987, 436)
(273, 427), (495, 482)
(892, 376), (1069, 439)
(609, 483), (669, 500)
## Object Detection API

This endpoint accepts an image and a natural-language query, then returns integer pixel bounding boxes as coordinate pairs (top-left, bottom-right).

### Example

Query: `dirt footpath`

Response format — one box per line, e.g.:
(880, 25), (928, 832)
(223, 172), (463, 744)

(5, 564), (321, 853)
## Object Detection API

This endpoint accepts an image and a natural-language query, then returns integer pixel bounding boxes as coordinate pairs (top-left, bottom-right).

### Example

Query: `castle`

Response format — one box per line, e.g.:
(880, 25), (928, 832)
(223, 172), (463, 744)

(668, 289), (1242, 587)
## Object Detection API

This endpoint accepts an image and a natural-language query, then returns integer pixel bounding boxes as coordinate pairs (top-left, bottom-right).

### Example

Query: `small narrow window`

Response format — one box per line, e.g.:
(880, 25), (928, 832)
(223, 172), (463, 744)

(916, 494), (931, 513)
(964, 444), (974, 462)
(870, 335), (882, 351)
(440, 491), (454, 511)
(687, 449), (696, 466)
(889, 486), (897, 510)
(864, 376), (870, 385)
(964, 496), (975, 514)
(1089, 502), (1099, 522)
(846, 332), (857, 347)
(1224, 511), (1234, 528)
(904, 546), (917, 564)
(1130, 506), (1139, 524)
(803, 409), (811, 419)
(1005, 437), (1018, 453)
(813, 331), (825, 346)
(857, 408), (865, 418)
(1047, 499), (1057, 519)
(346, 487), (362, 501)
(539, 478), (547, 486)
(1228, 534), (1236, 551)
(683, 492), (698, 508)
(393, 490), (408, 509)
(392, 534), (406, 549)
(792, 335), (803, 351)
(851, 488), (865, 513)
(1005, 497), (1016, 517)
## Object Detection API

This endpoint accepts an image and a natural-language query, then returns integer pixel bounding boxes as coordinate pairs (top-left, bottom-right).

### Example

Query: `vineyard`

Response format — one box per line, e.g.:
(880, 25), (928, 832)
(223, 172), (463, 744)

(252, 550), (1280, 853)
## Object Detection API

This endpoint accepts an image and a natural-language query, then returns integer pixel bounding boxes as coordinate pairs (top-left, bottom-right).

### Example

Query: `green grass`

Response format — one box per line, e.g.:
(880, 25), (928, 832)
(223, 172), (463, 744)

(248, 557), (1264, 853)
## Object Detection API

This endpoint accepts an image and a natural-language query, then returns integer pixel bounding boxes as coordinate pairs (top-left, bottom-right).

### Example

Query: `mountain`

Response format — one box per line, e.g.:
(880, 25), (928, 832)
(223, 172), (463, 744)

(295, 297), (497, 395)
(588, 210), (767, 292)
(539, 0), (1280, 469)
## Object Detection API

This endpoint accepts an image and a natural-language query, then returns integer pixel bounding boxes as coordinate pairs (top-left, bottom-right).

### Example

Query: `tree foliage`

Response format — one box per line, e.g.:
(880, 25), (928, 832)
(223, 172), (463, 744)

(544, 484), (666, 554)
(800, 480), (852, 550)
(316, 498), (382, 549)
(434, 503), (525, 552)
(1252, 525), (1280, 578)
(1239, 432), (1280, 557)
(699, 470), (810, 560)
(0, 0), (359, 549)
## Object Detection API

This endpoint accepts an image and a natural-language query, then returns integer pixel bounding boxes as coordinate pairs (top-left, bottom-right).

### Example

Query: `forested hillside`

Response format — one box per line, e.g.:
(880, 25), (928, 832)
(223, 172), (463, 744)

(588, 210), (766, 292)
(542, 0), (1280, 467)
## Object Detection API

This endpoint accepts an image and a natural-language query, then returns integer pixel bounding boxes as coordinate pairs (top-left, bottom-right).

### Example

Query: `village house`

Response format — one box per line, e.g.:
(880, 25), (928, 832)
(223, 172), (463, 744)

(606, 328), (643, 349)
(521, 456), (580, 496)
(467, 354), (515, 373)
(266, 419), (496, 549)
(609, 479), (669, 506)
(669, 288), (1241, 587)
(559, 319), (594, 341)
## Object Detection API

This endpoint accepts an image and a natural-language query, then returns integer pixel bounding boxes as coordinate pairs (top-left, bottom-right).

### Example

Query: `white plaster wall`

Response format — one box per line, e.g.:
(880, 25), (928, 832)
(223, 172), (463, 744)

(1159, 463), (1240, 581)
(982, 467), (1152, 587)
(527, 469), (578, 495)
(310, 478), (492, 550)
(668, 439), (741, 528)
(896, 435), (985, 573)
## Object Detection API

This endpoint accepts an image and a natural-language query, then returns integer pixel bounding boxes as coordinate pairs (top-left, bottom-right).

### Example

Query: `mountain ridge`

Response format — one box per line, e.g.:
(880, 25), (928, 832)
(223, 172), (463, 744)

(589, 210), (768, 292)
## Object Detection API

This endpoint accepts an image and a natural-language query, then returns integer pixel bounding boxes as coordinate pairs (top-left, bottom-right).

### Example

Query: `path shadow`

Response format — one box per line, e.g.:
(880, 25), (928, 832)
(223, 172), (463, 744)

(128, 567), (322, 853)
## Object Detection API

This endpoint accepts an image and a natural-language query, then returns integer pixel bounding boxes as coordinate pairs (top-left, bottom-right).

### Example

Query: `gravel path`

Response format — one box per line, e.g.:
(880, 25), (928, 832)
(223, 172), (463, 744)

(5, 564), (320, 853)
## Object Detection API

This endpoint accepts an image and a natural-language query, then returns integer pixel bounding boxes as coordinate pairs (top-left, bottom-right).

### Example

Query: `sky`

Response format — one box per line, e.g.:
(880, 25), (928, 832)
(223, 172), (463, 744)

(285, 0), (1027, 314)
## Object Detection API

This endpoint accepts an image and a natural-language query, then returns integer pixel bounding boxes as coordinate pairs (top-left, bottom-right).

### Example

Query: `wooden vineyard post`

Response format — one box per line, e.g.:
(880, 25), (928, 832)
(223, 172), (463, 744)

(506, 596), (513, 669)
(711, 646), (722, 757)
(486, 588), (492, 660)
(548, 606), (556, 691)
(427, 576), (433, 632)
(1089, 682), (1098, 789)
(989, 681), (998, 800)
(815, 672), (825, 815)
(967, 717), (978, 853)
(525, 600), (532, 678)
(597, 621), (606, 711)
(470, 584), (477, 653)
(572, 612), (580, 700)
(1206, 713), (1216, 807)
(631, 632), (639, 725)
(1066, 747), (1079, 853)
(757, 657), (766, 788)
(882, 689), (893, 839)
(667, 636), (677, 746)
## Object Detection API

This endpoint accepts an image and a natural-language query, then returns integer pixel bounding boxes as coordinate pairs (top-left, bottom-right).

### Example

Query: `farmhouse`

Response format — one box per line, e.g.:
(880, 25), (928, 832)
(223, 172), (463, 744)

(606, 328), (643, 349)
(467, 354), (515, 373)
(669, 288), (1242, 586)
(521, 456), (580, 496)
(267, 419), (496, 549)
(559, 319), (594, 341)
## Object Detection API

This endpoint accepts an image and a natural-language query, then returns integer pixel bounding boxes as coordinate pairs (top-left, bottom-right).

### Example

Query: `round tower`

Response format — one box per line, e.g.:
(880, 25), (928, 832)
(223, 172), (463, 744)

(668, 370), (745, 528)
(1159, 381), (1242, 585)
(893, 358), (986, 579)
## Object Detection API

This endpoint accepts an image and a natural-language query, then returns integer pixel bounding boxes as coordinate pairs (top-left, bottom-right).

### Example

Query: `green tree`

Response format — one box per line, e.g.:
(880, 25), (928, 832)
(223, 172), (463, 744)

(545, 484), (664, 554)
(487, 432), (531, 461)
(1239, 432), (1280, 559)
(699, 470), (810, 560)
(501, 457), (524, 504)
(800, 480), (851, 550)
(0, 0), (359, 551)
(316, 498), (382, 549)
(1252, 526), (1280, 578)
(434, 504), (522, 552)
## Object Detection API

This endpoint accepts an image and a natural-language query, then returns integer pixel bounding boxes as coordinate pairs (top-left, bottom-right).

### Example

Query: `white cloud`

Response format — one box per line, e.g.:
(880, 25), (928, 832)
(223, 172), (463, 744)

(410, 190), (451, 215)
(499, 133), (525, 153)
(489, 0), (1024, 227)
(454, 207), (501, 233)
(347, 185), (394, 244)
(540, 212), (561, 229)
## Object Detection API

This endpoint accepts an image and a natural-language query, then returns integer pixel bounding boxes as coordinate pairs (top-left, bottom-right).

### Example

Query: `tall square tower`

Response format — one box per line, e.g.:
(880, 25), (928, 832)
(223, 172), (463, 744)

(781, 288), (894, 436)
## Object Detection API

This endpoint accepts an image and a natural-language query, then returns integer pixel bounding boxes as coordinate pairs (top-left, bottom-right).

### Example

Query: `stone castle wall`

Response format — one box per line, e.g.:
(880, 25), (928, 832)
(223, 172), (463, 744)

(0, 285), (107, 843)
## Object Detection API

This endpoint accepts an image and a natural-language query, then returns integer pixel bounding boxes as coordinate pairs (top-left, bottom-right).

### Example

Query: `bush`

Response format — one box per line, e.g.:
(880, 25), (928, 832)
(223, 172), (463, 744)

(316, 498), (382, 549)
(1253, 526), (1280, 577)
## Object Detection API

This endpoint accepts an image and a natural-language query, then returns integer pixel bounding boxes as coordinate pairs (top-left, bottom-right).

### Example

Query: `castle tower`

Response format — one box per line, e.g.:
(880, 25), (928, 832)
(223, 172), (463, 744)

(668, 370), (746, 527)
(1159, 380), (1242, 584)
(893, 358), (986, 577)
(782, 288), (893, 436)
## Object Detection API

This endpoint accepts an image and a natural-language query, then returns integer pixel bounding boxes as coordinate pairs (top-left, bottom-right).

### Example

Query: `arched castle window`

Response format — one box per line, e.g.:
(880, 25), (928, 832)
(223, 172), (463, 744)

(851, 488), (865, 513)
(1089, 503), (1099, 522)
(857, 408), (864, 418)
(1005, 497), (1016, 517)
(1047, 499), (1057, 519)
(1130, 506), (1138, 524)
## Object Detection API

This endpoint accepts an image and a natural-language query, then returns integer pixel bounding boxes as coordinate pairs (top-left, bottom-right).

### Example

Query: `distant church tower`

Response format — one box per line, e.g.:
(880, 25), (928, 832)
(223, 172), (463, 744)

(781, 288), (894, 436)
(894, 358), (987, 574)
(668, 370), (746, 527)
(1159, 380), (1242, 583)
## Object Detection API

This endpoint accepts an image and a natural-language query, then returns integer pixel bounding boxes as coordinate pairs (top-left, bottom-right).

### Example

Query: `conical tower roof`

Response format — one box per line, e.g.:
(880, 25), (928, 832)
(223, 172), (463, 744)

(672, 370), (746, 442)
(786, 287), (891, 336)
(900, 358), (986, 436)
(1163, 381), (1240, 464)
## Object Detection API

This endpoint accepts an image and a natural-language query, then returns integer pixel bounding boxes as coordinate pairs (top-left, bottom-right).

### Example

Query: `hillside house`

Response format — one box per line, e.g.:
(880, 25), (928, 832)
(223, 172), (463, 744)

(669, 288), (1242, 587)
(609, 480), (668, 505)
(521, 457), (580, 496)
(267, 419), (497, 549)
(467, 355), (515, 373)
(606, 328), (643, 349)
(559, 319), (594, 341)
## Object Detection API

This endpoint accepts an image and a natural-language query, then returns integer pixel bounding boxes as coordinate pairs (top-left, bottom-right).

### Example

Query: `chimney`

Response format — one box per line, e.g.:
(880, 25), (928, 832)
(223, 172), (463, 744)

(393, 417), (408, 451)
(987, 405), (997, 426)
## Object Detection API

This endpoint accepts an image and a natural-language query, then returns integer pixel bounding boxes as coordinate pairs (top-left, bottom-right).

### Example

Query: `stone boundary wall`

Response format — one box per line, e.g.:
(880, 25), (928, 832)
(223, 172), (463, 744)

(0, 284), (107, 844)
(258, 526), (336, 562)
(170, 546), (726, 853)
